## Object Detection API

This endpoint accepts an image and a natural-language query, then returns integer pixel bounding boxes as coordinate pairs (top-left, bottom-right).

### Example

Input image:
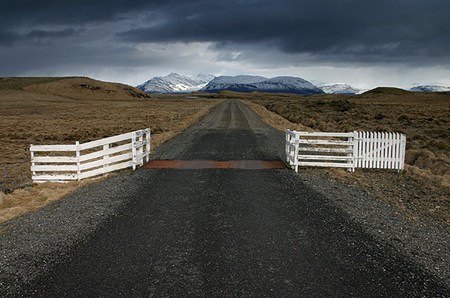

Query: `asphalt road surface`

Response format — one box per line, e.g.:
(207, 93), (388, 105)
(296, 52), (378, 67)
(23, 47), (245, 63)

(21, 99), (448, 297)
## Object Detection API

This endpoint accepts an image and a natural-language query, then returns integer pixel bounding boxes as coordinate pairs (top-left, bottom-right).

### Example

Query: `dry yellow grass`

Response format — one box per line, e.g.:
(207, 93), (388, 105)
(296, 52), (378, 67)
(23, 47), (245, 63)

(0, 77), (221, 223)
(233, 90), (449, 225)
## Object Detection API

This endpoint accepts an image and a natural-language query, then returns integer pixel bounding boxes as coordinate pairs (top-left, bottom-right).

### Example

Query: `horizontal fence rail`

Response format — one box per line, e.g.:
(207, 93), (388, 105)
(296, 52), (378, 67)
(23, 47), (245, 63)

(286, 130), (406, 173)
(30, 128), (150, 183)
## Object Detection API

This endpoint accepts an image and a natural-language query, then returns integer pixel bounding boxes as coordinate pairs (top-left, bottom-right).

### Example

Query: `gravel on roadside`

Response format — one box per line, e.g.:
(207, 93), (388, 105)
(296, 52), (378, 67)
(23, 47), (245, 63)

(292, 168), (450, 289)
(0, 173), (144, 296)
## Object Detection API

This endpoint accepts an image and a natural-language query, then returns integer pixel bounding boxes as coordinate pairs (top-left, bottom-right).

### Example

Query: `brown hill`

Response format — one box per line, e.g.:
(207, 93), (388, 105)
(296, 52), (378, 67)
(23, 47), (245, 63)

(362, 87), (411, 95)
(21, 77), (150, 100)
(0, 77), (150, 100)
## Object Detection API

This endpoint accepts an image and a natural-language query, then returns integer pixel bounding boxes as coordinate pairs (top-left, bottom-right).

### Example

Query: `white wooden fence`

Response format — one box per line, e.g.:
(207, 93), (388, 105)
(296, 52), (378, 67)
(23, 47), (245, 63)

(30, 128), (151, 182)
(286, 130), (406, 172)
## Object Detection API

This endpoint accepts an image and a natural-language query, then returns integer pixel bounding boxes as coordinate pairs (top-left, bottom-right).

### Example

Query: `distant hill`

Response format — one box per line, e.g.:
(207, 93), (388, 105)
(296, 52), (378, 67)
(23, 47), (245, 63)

(362, 87), (411, 95)
(319, 83), (360, 94)
(137, 73), (215, 94)
(202, 75), (324, 95)
(410, 85), (450, 92)
(15, 77), (151, 100)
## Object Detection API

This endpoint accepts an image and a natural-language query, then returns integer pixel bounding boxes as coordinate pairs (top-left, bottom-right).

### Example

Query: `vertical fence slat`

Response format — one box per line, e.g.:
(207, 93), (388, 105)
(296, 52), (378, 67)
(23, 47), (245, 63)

(379, 132), (383, 169)
(386, 132), (392, 169)
(371, 132), (375, 169)
(366, 131), (370, 168)
(376, 132), (381, 168)
(373, 132), (377, 169)
(360, 132), (365, 168)
(365, 131), (370, 168)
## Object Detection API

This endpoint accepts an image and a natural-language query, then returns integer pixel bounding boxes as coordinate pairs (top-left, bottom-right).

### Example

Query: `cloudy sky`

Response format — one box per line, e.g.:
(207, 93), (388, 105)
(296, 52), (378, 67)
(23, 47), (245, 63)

(1, 0), (449, 89)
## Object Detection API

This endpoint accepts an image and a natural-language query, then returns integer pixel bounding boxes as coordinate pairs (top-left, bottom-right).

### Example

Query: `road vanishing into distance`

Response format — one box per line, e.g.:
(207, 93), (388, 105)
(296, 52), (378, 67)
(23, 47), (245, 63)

(16, 100), (449, 297)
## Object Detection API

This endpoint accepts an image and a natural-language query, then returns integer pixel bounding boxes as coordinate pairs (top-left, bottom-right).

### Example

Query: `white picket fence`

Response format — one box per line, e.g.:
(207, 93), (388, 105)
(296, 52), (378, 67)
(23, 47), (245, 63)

(286, 130), (406, 172)
(30, 128), (151, 183)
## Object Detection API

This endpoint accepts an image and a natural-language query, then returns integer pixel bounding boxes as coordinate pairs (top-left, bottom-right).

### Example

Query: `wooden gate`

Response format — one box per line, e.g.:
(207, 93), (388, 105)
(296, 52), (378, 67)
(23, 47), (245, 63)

(354, 131), (406, 170)
(286, 130), (406, 172)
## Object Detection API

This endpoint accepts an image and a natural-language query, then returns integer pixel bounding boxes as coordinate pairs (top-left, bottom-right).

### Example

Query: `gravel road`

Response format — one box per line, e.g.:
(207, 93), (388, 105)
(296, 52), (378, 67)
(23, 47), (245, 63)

(0, 99), (448, 297)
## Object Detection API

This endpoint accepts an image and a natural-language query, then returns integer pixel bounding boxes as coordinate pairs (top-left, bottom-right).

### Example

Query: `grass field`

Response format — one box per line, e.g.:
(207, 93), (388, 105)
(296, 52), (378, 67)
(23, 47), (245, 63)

(210, 90), (449, 225)
(0, 77), (220, 223)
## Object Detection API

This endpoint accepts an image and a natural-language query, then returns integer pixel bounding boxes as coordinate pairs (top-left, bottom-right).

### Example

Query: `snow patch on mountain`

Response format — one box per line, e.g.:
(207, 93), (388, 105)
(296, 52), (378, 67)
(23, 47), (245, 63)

(410, 85), (450, 92)
(137, 73), (215, 93)
(202, 75), (324, 95)
(319, 83), (360, 94)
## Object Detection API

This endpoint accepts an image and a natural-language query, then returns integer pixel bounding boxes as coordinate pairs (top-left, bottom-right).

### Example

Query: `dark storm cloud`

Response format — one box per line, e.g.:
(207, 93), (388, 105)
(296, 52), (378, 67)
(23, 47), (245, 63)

(0, 28), (80, 46)
(0, 0), (150, 26)
(116, 0), (450, 64)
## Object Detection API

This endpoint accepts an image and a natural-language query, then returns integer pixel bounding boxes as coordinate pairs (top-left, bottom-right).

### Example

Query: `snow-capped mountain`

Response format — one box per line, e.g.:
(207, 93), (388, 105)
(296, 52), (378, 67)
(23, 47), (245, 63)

(202, 75), (324, 95)
(410, 85), (450, 92)
(319, 83), (360, 94)
(137, 73), (215, 93)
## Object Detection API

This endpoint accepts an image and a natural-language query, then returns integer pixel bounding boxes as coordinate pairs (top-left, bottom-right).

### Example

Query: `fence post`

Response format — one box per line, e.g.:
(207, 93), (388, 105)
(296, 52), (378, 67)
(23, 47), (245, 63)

(285, 131), (290, 164)
(352, 131), (358, 172)
(76, 141), (81, 181)
(139, 130), (144, 165)
(294, 132), (300, 172)
(132, 132), (137, 171)
(347, 132), (354, 172)
(145, 128), (151, 163)
(30, 145), (36, 180)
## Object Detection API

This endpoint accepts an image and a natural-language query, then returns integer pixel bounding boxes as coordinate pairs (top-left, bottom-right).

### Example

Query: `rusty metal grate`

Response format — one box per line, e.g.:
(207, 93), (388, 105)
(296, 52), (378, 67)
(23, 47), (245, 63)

(142, 160), (288, 170)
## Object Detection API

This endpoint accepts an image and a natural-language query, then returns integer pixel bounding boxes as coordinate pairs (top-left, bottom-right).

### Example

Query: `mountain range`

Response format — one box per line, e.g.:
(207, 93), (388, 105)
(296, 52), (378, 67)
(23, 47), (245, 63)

(137, 73), (325, 95)
(136, 73), (449, 95)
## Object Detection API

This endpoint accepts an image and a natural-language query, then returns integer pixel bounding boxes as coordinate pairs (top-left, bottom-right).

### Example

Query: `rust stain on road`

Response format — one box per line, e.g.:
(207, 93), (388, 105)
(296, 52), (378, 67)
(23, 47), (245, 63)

(143, 160), (288, 170)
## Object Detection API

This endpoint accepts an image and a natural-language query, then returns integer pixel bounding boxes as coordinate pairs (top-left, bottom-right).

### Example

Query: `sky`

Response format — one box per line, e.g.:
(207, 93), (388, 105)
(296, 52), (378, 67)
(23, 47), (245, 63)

(0, 0), (449, 90)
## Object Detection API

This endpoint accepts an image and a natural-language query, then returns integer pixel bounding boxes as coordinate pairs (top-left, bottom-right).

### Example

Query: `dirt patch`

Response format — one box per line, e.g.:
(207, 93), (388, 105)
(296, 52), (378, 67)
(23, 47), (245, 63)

(0, 77), (221, 223)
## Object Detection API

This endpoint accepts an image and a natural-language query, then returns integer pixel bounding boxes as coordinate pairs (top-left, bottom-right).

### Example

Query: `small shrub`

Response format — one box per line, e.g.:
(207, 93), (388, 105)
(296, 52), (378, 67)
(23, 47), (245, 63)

(398, 115), (412, 125)
(330, 100), (354, 112)
(374, 113), (385, 120)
